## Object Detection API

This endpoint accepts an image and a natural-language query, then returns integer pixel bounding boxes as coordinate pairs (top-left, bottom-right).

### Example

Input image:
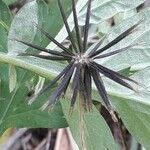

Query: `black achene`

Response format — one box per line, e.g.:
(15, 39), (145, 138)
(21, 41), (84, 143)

(17, 0), (140, 112)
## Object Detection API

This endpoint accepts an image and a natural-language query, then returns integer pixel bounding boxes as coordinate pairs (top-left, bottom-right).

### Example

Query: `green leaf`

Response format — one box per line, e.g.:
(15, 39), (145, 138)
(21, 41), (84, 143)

(131, 66), (150, 91)
(0, 0), (12, 52)
(97, 8), (150, 71)
(8, 0), (39, 54)
(32, 0), (72, 49)
(0, 64), (9, 98)
(0, 68), (67, 135)
(62, 99), (118, 150)
(114, 9), (137, 25)
(2, 0), (17, 5)
(112, 96), (150, 150)
(0, 0), (14, 101)
(93, 67), (150, 149)
(78, 0), (144, 25)
(0, 54), (67, 135)
(7, 0), (72, 54)
(0, 0), (12, 30)
(0, 24), (8, 52)
(47, 0), (145, 49)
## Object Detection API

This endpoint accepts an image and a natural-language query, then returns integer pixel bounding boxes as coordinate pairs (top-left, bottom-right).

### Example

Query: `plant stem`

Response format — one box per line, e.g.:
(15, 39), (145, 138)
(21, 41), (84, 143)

(78, 68), (87, 150)
(0, 52), (63, 79)
(115, 112), (128, 150)
(79, 91), (87, 150)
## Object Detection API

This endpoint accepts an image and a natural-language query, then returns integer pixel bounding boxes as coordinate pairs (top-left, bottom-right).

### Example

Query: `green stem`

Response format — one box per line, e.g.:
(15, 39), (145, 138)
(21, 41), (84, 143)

(0, 52), (61, 79)
(78, 68), (87, 150)
(79, 91), (87, 150)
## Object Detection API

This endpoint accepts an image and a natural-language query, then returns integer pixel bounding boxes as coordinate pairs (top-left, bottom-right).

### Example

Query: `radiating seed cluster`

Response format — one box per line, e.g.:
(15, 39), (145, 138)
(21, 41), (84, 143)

(17, 0), (141, 112)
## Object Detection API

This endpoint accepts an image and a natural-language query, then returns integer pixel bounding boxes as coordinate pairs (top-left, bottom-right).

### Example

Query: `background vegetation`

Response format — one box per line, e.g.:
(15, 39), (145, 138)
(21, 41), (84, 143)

(0, 0), (150, 149)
